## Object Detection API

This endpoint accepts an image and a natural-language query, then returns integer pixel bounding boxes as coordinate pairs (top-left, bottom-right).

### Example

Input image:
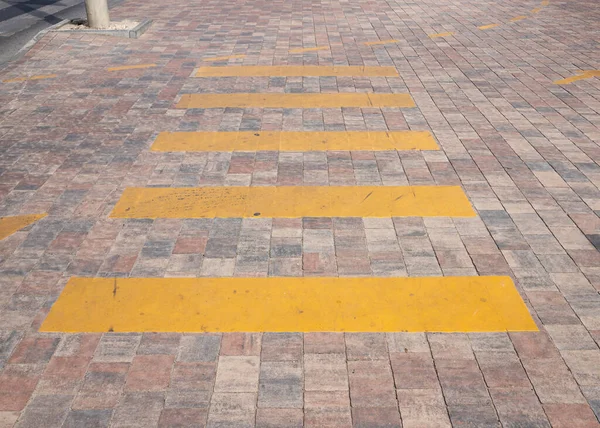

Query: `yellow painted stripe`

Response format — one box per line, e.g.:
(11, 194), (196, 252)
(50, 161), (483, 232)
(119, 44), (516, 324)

(110, 186), (475, 219)
(151, 131), (439, 152)
(3, 74), (56, 83)
(364, 39), (399, 46)
(541, 0), (549, 5)
(176, 93), (415, 109)
(289, 46), (330, 53)
(40, 276), (538, 333)
(0, 214), (47, 240)
(510, 16), (527, 22)
(429, 32), (454, 38)
(107, 64), (157, 72)
(479, 24), (500, 30)
(195, 66), (399, 77)
(531, 7), (543, 13)
(203, 54), (246, 62)
(554, 71), (600, 85)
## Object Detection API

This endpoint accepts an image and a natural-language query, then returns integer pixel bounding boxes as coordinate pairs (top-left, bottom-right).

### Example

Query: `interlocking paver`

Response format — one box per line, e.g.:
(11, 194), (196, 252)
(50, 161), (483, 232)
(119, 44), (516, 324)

(1, 0), (600, 424)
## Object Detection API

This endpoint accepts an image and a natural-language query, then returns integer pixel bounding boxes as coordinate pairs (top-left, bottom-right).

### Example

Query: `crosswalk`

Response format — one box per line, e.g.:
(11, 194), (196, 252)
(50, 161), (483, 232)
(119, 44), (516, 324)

(41, 65), (537, 334)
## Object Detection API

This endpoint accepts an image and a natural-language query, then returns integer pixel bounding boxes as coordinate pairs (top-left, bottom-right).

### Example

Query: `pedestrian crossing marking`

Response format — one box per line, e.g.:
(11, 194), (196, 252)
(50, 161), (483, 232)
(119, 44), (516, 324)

(40, 276), (538, 333)
(176, 93), (415, 109)
(0, 214), (47, 240)
(195, 66), (399, 77)
(110, 186), (475, 219)
(151, 131), (439, 152)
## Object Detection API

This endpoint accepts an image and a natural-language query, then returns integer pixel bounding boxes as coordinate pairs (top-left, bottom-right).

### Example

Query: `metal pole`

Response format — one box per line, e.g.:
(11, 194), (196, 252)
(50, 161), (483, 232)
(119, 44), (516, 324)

(84, 0), (110, 28)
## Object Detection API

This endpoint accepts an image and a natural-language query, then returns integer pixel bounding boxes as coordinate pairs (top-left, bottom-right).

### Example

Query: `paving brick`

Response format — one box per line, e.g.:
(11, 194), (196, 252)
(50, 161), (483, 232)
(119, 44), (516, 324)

(348, 360), (396, 408)
(255, 408), (303, 428)
(544, 403), (600, 428)
(111, 392), (164, 428)
(207, 393), (256, 428)
(258, 361), (303, 408)
(73, 362), (129, 410)
(15, 395), (72, 428)
(125, 354), (174, 391)
(304, 354), (348, 391)
(158, 408), (208, 427)
(261, 333), (302, 361)
(178, 335), (221, 363)
(214, 356), (260, 393)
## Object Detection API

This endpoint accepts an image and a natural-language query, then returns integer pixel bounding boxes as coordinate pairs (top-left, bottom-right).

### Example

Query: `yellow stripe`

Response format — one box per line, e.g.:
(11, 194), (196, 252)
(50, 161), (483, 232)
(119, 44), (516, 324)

(110, 186), (475, 219)
(107, 64), (157, 72)
(531, 7), (543, 13)
(0, 214), (47, 240)
(195, 66), (399, 77)
(151, 131), (439, 152)
(554, 71), (600, 85)
(40, 276), (538, 333)
(364, 39), (399, 46)
(202, 54), (246, 62)
(429, 32), (454, 38)
(289, 46), (329, 53)
(175, 93), (415, 109)
(479, 24), (500, 30)
(3, 74), (56, 83)
(510, 16), (527, 22)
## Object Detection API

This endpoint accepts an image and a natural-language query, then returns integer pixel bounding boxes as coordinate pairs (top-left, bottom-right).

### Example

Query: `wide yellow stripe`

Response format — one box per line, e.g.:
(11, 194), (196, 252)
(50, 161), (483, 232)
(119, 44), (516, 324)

(40, 276), (538, 333)
(0, 214), (47, 240)
(151, 131), (439, 152)
(195, 66), (399, 77)
(175, 93), (415, 109)
(110, 186), (475, 219)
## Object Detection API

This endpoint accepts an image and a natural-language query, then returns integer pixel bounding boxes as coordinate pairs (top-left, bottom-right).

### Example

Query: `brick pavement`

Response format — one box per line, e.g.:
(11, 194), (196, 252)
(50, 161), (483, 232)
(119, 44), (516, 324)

(1, 0), (600, 426)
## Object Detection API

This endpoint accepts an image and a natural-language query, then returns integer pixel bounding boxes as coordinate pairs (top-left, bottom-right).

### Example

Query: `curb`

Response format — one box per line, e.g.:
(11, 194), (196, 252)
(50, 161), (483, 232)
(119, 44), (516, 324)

(51, 18), (153, 39)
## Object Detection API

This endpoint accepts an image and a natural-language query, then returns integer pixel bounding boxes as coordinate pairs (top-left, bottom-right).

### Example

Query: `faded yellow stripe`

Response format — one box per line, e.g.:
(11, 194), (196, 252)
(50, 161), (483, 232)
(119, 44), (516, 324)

(40, 276), (538, 333)
(531, 7), (543, 13)
(110, 186), (475, 219)
(176, 93), (415, 109)
(0, 214), (47, 240)
(151, 131), (438, 152)
(3, 74), (56, 83)
(479, 24), (500, 30)
(289, 46), (330, 53)
(554, 70), (600, 85)
(107, 64), (157, 72)
(195, 66), (399, 77)
(203, 54), (246, 62)
(510, 16), (527, 22)
(429, 32), (454, 38)
(541, 0), (549, 5)
(364, 39), (399, 46)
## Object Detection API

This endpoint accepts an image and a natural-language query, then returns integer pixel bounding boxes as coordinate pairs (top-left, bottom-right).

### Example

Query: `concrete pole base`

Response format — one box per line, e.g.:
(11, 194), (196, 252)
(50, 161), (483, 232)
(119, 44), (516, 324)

(84, 0), (110, 29)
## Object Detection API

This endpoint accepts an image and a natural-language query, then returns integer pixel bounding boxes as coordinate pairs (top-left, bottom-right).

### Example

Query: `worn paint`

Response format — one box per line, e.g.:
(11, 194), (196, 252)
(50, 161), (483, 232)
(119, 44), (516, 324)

(107, 64), (157, 72)
(176, 93), (415, 109)
(289, 46), (330, 53)
(2, 74), (57, 83)
(40, 276), (538, 333)
(554, 70), (600, 85)
(429, 32), (454, 38)
(364, 39), (399, 46)
(151, 131), (439, 152)
(510, 16), (527, 22)
(110, 185), (475, 219)
(541, 0), (549, 5)
(195, 66), (399, 77)
(531, 7), (543, 13)
(202, 54), (246, 62)
(0, 214), (47, 240)
(479, 24), (500, 30)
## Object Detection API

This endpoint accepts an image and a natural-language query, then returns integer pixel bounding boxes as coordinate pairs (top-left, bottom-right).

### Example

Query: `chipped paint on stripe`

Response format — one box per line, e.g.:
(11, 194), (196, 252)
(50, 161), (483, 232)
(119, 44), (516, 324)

(40, 276), (538, 333)
(0, 214), (47, 240)
(2, 74), (57, 83)
(195, 66), (399, 77)
(109, 186), (476, 219)
(429, 32), (454, 38)
(151, 131), (439, 152)
(479, 24), (501, 30)
(107, 64), (157, 72)
(364, 39), (399, 46)
(175, 93), (415, 109)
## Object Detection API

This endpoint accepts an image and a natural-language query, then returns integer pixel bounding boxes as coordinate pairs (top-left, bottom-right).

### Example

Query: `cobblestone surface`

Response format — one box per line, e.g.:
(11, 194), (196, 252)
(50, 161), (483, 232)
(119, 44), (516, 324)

(1, 0), (600, 425)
